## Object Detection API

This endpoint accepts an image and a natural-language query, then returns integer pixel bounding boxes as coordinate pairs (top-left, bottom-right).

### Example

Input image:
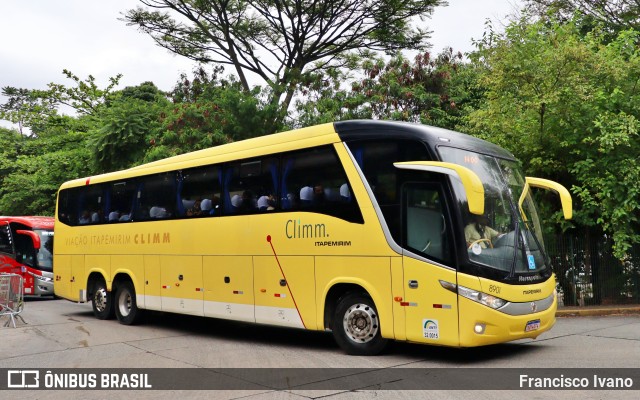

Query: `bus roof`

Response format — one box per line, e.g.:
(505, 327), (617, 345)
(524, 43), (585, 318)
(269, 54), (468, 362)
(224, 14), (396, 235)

(0, 216), (55, 229)
(334, 120), (516, 161)
(59, 120), (516, 190)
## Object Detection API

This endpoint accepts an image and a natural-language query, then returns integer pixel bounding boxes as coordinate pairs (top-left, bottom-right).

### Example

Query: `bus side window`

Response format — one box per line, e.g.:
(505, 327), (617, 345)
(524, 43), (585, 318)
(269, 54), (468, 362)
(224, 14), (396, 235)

(107, 180), (137, 223)
(282, 146), (363, 223)
(0, 223), (12, 255)
(136, 172), (177, 220)
(224, 157), (277, 216)
(179, 165), (221, 217)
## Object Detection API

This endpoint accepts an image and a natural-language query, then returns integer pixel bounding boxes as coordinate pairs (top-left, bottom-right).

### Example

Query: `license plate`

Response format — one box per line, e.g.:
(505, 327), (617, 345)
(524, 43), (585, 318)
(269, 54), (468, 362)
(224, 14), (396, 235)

(525, 319), (541, 332)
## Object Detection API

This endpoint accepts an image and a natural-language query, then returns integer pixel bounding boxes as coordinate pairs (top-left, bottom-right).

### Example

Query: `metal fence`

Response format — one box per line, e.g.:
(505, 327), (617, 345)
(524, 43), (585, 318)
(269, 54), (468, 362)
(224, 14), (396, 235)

(0, 273), (26, 327)
(544, 234), (640, 307)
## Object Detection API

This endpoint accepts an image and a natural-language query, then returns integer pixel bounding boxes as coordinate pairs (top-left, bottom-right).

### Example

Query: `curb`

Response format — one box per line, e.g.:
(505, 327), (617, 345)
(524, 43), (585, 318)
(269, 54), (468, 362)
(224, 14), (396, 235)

(556, 306), (640, 317)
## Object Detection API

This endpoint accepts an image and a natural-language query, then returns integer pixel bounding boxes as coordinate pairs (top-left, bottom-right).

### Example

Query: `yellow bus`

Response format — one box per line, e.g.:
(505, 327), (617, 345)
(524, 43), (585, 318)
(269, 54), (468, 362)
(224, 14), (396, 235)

(54, 120), (571, 355)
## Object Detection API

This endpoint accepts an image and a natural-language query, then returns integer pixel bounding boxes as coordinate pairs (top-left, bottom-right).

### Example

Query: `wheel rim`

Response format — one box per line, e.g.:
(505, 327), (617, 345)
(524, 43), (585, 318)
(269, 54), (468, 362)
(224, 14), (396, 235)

(343, 302), (379, 344)
(94, 287), (108, 313)
(118, 289), (132, 317)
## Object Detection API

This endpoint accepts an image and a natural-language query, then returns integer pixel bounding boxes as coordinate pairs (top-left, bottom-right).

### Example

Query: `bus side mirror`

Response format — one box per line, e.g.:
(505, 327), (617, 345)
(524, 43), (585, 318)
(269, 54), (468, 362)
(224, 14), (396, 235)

(523, 177), (573, 220)
(16, 230), (41, 250)
(394, 161), (485, 215)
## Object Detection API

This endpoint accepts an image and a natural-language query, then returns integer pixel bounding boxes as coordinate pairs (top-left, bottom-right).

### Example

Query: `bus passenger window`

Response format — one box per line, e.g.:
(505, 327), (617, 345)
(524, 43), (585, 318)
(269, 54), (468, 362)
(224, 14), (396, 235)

(134, 173), (177, 221)
(224, 157), (277, 216)
(107, 181), (137, 223)
(180, 165), (221, 217)
(282, 146), (363, 223)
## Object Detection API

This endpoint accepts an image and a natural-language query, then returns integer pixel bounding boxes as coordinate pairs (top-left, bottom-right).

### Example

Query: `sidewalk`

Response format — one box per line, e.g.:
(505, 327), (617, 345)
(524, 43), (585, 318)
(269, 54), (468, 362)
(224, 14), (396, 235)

(556, 304), (640, 317)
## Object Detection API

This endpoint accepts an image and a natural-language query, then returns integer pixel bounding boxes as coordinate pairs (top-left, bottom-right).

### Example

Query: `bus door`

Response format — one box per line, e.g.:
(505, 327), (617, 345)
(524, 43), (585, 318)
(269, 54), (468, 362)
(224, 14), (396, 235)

(401, 183), (460, 346)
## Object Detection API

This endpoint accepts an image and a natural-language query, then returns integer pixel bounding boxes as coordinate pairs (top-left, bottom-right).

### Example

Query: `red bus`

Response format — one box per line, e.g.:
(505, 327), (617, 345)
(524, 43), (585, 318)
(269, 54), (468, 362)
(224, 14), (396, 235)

(0, 216), (55, 296)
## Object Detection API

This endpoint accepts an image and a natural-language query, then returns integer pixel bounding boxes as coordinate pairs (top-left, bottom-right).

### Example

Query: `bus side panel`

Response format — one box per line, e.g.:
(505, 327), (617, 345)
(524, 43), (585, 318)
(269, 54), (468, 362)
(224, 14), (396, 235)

(315, 256), (393, 339)
(53, 254), (74, 301)
(403, 256), (459, 347)
(254, 256), (315, 330)
(111, 254), (144, 307)
(160, 255), (204, 316)
(143, 255), (162, 310)
(71, 255), (85, 301)
(85, 254), (110, 294)
(390, 256), (406, 341)
(203, 255), (254, 322)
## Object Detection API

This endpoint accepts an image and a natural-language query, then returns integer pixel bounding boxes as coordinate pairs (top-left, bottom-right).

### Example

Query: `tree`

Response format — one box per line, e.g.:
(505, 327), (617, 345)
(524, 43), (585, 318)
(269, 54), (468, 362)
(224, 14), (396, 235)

(145, 66), (276, 161)
(526, 0), (640, 34)
(0, 87), (58, 135)
(1, 70), (123, 137)
(89, 82), (170, 172)
(0, 118), (93, 216)
(125, 0), (446, 132)
(464, 16), (640, 259)
(294, 49), (475, 131)
(47, 69), (123, 116)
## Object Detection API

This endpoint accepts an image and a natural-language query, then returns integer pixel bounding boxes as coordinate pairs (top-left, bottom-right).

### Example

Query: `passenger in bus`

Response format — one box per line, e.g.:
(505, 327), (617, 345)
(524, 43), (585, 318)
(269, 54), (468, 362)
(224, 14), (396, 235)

(108, 211), (120, 222)
(186, 199), (202, 216)
(90, 209), (102, 223)
(257, 194), (276, 211)
(231, 194), (242, 212)
(239, 190), (257, 212)
(300, 186), (313, 207)
(340, 183), (351, 202)
(149, 206), (168, 218)
(79, 210), (91, 224)
(313, 184), (326, 205)
(464, 214), (502, 249)
(200, 198), (213, 215)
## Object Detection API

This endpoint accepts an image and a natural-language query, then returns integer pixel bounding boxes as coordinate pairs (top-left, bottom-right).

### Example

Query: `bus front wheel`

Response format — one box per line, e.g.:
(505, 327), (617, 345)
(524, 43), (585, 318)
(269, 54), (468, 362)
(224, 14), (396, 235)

(114, 281), (142, 325)
(91, 280), (114, 320)
(332, 293), (388, 355)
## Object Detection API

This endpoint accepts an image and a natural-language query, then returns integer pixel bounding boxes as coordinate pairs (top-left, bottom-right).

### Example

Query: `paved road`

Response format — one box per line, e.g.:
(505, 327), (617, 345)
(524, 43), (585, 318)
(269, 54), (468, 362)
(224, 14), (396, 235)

(1, 298), (639, 399)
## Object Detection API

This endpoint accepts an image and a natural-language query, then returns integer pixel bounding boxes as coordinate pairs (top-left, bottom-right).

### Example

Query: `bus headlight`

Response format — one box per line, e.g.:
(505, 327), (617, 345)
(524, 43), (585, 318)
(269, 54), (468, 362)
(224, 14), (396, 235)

(458, 285), (507, 310)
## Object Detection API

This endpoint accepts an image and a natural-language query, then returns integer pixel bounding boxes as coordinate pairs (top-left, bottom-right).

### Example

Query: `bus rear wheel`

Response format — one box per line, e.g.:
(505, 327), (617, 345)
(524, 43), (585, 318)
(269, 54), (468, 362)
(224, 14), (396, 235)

(332, 293), (388, 355)
(91, 281), (114, 320)
(114, 281), (142, 325)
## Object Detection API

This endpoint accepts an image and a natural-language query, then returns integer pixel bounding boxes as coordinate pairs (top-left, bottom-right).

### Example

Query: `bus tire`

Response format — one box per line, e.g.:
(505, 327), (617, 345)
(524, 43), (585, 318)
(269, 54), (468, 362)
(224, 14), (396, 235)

(332, 292), (388, 355)
(114, 281), (142, 325)
(91, 280), (114, 320)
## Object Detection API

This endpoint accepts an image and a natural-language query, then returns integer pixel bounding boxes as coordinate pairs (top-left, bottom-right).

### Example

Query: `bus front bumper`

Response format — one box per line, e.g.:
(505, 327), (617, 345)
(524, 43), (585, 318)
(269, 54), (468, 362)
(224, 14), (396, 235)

(32, 271), (55, 296)
(458, 294), (558, 347)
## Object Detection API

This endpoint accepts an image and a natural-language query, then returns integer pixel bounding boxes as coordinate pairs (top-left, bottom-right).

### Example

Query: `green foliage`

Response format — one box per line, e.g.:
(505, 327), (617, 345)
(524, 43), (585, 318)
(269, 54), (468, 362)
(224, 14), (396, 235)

(0, 87), (58, 135)
(526, 0), (640, 37)
(0, 121), (92, 216)
(87, 81), (170, 172)
(295, 49), (474, 130)
(465, 16), (640, 258)
(145, 67), (277, 161)
(46, 69), (122, 116)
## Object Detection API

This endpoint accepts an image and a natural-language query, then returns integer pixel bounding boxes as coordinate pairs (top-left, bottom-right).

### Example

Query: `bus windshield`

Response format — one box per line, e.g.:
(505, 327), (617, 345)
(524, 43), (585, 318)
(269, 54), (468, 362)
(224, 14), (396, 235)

(34, 229), (54, 272)
(438, 147), (549, 278)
